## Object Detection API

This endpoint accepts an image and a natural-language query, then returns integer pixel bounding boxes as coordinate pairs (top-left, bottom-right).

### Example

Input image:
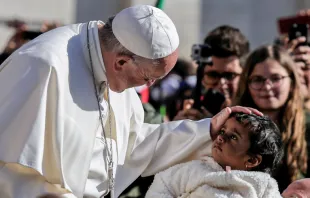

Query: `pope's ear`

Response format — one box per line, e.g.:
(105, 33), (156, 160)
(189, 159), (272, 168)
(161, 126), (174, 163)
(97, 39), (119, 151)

(114, 55), (131, 71)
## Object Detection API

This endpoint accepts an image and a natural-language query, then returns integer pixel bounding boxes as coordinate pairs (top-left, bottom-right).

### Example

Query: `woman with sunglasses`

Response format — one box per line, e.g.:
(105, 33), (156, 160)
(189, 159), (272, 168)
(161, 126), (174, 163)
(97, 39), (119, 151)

(234, 45), (307, 192)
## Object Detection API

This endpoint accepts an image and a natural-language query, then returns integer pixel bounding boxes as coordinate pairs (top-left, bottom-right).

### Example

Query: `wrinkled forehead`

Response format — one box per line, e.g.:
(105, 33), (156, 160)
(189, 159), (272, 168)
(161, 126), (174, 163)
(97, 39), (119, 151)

(162, 49), (178, 68)
(149, 49), (179, 78)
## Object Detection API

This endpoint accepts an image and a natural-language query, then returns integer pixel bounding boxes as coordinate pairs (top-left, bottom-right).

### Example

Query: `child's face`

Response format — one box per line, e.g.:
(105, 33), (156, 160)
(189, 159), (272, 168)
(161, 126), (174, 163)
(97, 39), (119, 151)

(212, 117), (251, 170)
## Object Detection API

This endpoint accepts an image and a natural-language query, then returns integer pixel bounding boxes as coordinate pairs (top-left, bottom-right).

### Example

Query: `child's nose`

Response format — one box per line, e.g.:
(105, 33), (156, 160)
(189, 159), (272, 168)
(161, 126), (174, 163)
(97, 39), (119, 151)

(218, 134), (225, 143)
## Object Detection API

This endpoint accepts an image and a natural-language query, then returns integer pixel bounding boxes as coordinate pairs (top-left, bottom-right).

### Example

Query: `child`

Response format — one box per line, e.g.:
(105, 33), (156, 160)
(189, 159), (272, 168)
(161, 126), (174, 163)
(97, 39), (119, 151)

(146, 113), (284, 198)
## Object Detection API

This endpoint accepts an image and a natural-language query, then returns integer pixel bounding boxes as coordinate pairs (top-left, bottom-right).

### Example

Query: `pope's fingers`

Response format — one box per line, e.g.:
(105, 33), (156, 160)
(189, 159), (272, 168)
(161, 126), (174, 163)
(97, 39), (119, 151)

(230, 106), (263, 116)
(212, 107), (231, 127)
(210, 107), (231, 140)
(245, 107), (264, 116)
(230, 106), (252, 114)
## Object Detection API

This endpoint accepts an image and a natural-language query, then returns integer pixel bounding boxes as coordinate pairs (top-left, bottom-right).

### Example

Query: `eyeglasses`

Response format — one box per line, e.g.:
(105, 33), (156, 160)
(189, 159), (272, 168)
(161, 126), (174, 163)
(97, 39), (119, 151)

(248, 75), (290, 90)
(204, 71), (241, 85)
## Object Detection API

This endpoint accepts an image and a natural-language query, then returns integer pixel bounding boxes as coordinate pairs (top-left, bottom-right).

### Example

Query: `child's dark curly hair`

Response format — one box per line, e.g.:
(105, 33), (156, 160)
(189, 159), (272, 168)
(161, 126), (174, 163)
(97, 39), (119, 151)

(231, 113), (284, 174)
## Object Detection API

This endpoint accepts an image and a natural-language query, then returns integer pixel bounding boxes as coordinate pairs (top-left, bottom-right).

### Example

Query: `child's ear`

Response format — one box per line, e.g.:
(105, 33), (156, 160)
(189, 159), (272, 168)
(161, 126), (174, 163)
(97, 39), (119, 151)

(245, 155), (262, 169)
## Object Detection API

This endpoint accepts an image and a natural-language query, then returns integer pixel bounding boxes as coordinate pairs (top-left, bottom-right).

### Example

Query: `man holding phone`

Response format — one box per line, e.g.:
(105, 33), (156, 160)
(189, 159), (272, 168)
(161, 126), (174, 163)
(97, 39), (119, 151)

(173, 25), (250, 121)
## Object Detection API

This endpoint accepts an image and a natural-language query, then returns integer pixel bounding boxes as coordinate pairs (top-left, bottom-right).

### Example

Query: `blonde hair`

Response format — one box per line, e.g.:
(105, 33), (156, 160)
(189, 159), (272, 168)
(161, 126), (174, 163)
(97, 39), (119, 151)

(235, 45), (307, 182)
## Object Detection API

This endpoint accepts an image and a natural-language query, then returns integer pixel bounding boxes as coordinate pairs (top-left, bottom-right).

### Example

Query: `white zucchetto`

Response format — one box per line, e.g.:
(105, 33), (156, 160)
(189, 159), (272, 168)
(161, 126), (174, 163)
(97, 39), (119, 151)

(112, 5), (179, 59)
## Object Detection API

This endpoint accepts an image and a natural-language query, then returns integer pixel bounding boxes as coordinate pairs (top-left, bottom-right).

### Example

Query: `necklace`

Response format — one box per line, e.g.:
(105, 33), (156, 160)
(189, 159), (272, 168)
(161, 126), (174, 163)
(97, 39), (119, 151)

(87, 22), (114, 198)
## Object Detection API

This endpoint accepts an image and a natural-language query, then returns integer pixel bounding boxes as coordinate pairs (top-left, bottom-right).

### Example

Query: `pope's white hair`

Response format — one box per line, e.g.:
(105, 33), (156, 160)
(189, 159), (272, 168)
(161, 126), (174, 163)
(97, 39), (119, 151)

(100, 16), (161, 67)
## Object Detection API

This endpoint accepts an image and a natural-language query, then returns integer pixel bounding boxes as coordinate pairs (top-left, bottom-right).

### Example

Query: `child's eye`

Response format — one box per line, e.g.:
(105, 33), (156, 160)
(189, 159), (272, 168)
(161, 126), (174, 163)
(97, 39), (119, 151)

(230, 135), (237, 140)
(218, 129), (225, 135)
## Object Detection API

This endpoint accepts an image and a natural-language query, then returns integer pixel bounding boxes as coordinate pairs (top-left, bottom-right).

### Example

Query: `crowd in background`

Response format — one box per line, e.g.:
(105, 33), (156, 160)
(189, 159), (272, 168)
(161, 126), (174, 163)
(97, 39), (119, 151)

(1, 8), (310, 198)
(124, 9), (310, 197)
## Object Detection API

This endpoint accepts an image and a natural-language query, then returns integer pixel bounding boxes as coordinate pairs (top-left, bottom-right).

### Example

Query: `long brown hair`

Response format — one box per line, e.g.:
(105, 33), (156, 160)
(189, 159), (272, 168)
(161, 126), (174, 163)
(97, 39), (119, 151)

(235, 45), (307, 182)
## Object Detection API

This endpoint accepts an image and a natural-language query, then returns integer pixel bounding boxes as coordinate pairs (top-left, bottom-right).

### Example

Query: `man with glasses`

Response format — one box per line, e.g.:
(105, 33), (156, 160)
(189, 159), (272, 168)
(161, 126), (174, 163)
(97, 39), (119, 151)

(174, 25), (249, 120)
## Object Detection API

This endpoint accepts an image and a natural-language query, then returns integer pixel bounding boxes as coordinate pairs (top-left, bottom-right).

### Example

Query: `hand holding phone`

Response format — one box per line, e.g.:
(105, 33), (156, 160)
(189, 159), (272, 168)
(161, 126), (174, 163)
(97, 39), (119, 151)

(278, 15), (310, 34)
(288, 23), (309, 46)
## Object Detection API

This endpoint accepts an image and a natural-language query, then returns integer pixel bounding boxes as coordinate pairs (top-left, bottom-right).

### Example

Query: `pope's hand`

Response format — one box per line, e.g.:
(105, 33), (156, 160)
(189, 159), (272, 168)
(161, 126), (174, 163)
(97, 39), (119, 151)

(210, 106), (263, 140)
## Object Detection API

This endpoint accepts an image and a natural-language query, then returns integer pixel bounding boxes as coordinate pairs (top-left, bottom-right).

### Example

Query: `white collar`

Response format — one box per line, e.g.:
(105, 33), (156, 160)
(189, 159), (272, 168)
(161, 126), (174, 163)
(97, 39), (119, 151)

(81, 21), (107, 85)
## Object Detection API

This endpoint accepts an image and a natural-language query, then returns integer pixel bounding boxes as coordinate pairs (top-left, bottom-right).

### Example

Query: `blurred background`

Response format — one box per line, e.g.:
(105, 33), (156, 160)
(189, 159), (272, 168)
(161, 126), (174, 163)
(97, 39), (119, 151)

(0, 0), (309, 59)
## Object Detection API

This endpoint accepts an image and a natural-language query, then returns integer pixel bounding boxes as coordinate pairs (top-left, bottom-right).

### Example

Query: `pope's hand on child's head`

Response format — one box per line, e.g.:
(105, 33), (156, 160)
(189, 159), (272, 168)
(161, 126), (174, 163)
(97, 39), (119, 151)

(210, 106), (263, 140)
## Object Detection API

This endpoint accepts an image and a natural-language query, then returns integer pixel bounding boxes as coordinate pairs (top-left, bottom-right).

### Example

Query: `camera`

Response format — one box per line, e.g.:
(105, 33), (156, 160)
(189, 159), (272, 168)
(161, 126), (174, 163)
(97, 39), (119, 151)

(193, 89), (225, 115)
(191, 44), (212, 63)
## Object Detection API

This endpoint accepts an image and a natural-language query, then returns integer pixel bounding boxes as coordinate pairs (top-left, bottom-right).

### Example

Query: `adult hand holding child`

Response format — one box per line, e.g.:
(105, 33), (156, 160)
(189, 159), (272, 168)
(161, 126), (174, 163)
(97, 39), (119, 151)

(210, 106), (263, 140)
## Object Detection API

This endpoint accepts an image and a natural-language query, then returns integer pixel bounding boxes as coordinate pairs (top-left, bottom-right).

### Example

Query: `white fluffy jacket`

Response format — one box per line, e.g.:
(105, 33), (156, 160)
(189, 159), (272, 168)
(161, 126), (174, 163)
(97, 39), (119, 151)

(145, 157), (281, 198)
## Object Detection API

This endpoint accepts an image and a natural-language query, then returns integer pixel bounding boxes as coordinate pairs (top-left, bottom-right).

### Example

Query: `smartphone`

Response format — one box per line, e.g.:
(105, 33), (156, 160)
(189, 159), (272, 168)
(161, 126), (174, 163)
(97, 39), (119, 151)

(278, 15), (310, 34)
(200, 89), (225, 115)
(288, 23), (309, 45)
(22, 31), (42, 40)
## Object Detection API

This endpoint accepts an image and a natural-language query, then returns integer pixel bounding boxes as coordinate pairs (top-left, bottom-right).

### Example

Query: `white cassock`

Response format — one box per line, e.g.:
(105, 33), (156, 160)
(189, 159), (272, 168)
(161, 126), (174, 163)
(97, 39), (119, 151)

(0, 21), (212, 198)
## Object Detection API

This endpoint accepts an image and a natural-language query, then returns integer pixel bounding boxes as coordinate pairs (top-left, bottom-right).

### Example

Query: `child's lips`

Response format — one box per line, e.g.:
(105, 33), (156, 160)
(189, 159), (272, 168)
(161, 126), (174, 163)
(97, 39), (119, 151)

(213, 144), (222, 151)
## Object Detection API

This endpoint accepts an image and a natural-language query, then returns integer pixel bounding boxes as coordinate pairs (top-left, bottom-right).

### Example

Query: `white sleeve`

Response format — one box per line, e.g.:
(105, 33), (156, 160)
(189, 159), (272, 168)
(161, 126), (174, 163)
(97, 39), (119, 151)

(139, 118), (212, 176)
